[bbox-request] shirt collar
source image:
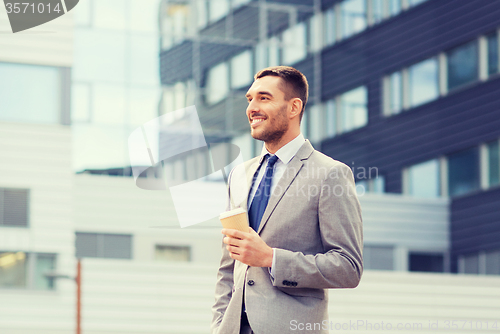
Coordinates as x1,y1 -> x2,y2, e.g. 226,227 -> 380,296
258,133 -> 306,165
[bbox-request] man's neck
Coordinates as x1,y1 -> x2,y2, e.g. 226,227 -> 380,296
264,130 -> 301,154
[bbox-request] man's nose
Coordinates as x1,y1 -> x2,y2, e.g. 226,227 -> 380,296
246,99 -> 259,114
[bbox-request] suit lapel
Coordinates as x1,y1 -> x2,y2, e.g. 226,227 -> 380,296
242,159 -> 260,211
256,140 -> 314,234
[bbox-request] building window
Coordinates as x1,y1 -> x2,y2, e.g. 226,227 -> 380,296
384,71 -> 403,115
409,253 -> 444,273
406,159 -> 440,198
282,22 -> 307,65
408,0 -> 428,7
356,175 -> 385,194
485,250 -> 500,275
369,0 -> 385,25
447,40 -> 479,91
230,50 -> 253,89
448,147 -> 480,197
461,253 -> 479,274
487,140 -> 500,187
323,6 -> 336,46
340,86 -> 368,132
409,57 -> 439,108
341,0 -> 367,39
487,32 -> 499,76
389,0 -> 402,16
155,245 -> 191,262
325,99 -> 337,137
160,2 -> 191,50
308,104 -> 324,144
0,188 -> 29,227
0,252 -> 56,290
0,63 -> 64,125
75,232 -> 132,259
364,245 -> 394,270
206,62 -> 229,105
208,0 -> 229,23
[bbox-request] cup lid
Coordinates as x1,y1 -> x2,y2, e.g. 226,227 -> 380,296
219,207 -> 246,219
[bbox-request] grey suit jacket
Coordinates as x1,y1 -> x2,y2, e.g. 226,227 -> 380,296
212,140 -> 363,334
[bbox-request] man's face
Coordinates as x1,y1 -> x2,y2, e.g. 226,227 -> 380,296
245,76 -> 290,143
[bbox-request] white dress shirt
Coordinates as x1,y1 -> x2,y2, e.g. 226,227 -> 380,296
247,133 -> 306,278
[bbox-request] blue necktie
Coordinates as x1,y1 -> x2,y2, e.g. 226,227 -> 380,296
248,154 -> 279,232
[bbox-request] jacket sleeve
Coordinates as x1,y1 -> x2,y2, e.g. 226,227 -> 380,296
211,170 -> 236,332
272,163 -> 363,289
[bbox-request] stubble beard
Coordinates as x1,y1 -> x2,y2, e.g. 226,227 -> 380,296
250,104 -> 289,146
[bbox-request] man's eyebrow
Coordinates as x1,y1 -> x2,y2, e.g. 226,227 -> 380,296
246,91 -> 273,99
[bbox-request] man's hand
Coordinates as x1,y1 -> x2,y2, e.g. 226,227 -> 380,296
222,228 -> 273,267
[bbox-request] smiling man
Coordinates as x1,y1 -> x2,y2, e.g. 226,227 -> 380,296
211,66 -> 363,334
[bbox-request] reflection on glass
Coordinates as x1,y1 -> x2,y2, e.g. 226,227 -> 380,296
162,2 -> 190,49
389,71 -> 403,114
0,63 -> 60,124
409,0 -> 428,7
372,175 -> 385,193
268,37 -> 280,67
0,252 -> 27,288
448,147 -> 480,197
463,253 -> 479,274
231,50 -> 253,89
308,104 -> 323,143
155,245 -> 191,262
487,33 -> 499,76
325,99 -> 337,137
371,0 -> 384,24
323,7 -> 336,46
485,250 -> 500,275
282,23 -> 307,65
389,0 -> 401,16
341,0 -> 367,39
488,140 -> 500,187
364,246 -> 394,270
72,83 -> 91,123
408,159 -> 440,198
409,58 -> 438,107
447,41 -> 478,91
206,62 -> 229,105
93,84 -> 126,125
341,86 -> 368,132
34,254 -> 55,290
73,30 -> 126,83
93,0 -> 126,30
208,0 -> 229,23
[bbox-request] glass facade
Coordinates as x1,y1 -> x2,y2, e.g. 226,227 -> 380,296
407,159 -> 440,198
341,0 -> 367,39
487,32 -> 499,76
282,22 -> 307,65
485,250 -> 500,275
0,63 -> 62,124
364,246 -> 394,270
448,147 -> 480,197
409,253 -> 444,273
75,232 -> 133,259
447,41 -> 478,91
409,58 -> 439,107
230,50 -> 253,89
324,7 -> 336,46
388,71 -> 403,114
488,140 -> 500,187
340,86 -> 368,132
206,62 -> 229,105
72,0 -> 161,172
0,252 -> 27,288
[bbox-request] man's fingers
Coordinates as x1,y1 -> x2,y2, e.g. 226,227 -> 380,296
221,228 -> 246,239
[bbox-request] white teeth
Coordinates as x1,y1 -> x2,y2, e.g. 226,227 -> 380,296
252,118 -> 264,124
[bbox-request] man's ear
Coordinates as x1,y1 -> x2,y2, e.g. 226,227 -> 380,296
289,98 -> 303,120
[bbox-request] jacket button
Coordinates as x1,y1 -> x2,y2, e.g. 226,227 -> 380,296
282,280 -> 289,285
248,280 -> 255,286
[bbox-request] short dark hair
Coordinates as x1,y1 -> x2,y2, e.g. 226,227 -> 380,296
254,66 -> 309,121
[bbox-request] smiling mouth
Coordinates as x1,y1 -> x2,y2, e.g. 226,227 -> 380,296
251,116 -> 266,126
